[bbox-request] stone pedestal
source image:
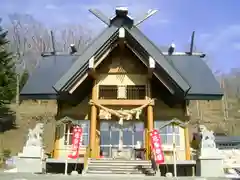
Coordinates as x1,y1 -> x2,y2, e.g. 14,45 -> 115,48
16,146 -> 45,173
196,149 -> 224,177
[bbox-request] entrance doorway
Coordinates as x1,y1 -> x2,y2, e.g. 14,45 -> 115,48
100,121 -> 144,158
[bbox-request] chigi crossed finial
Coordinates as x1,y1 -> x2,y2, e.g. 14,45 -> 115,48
89,7 -> 158,27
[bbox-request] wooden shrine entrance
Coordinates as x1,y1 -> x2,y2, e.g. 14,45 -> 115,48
89,98 -> 154,159
100,121 -> 144,158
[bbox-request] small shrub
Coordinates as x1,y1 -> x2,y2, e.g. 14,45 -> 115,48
2,148 -> 11,161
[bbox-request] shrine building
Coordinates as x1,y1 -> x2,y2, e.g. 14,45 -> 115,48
20,7 -> 223,164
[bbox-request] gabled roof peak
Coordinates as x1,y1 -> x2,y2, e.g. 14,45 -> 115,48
89,7 -> 157,28
115,7 -> 129,17
110,7 -> 134,28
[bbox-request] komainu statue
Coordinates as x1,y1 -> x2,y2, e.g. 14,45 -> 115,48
26,123 -> 44,147
199,125 -> 216,149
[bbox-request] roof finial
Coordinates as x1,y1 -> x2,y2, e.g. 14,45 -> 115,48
134,9 -> 158,27
168,43 -> 175,55
89,9 -> 110,26
115,7 -> 128,17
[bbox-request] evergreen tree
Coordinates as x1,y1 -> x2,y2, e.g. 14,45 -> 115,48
0,19 -> 16,106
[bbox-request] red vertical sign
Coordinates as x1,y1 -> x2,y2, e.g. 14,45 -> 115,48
150,129 -> 165,164
68,126 -> 83,159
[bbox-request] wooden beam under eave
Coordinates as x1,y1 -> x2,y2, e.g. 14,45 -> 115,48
88,68 -> 97,79
147,68 -> 153,79
117,39 -> 125,51
148,56 -> 155,79
88,56 -> 97,79
91,99 -> 155,106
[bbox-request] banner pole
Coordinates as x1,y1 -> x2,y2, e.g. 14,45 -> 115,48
64,123 -> 69,175
172,123 -> 177,177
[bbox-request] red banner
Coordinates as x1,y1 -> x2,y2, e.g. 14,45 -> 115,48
68,126 -> 83,159
150,129 -> 165,164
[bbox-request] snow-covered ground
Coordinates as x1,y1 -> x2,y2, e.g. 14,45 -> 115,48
219,149 -> 240,178
220,149 -> 240,167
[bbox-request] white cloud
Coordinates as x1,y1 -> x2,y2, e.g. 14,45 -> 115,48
197,24 -> 240,73
233,42 -> 240,50
45,4 -> 59,10
157,19 -> 170,24
0,0 -> 170,35
198,33 -> 211,42
200,25 -> 240,52
0,0 -> 169,28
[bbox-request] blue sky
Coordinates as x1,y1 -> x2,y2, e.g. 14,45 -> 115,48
0,0 -> 240,74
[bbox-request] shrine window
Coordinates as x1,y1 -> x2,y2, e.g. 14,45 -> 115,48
64,120 -> 89,146
99,85 -> 118,99
98,85 -> 146,99
126,85 -> 146,99
154,121 -> 181,146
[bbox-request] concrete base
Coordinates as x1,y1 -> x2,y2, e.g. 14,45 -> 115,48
196,156 -> 224,177
18,146 -> 43,157
16,146 -> 45,173
16,157 -> 45,173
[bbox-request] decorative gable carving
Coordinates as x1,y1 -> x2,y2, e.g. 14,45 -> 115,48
96,46 -> 147,74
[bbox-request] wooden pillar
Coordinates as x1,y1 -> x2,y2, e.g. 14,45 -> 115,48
183,100 -> 191,160
145,80 -> 154,160
53,126 -> 60,159
90,81 -> 97,158
147,105 -> 154,159
184,126 -> 191,160
96,118 -> 100,158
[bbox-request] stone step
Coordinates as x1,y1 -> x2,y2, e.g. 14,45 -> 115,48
83,173 -> 146,177
89,158 -> 150,162
88,162 -> 151,167
87,165 -> 152,169
89,159 -> 151,165
88,166 -> 153,171
85,159 -> 154,176
88,167 -> 143,172
86,169 -> 144,174
86,168 -> 154,175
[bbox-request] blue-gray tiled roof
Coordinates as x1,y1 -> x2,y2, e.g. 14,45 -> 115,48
166,55 -> 223,99
20,55 -> 78,99
215,136 -> 240,143
20,54 -> 223,100
54,26 -> 119,92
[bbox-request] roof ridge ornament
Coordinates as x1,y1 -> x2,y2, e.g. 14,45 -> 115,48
89,9 -> 111,26
134,9 -> 158,27
115,6 -> 129,17
89,7 -> 158,27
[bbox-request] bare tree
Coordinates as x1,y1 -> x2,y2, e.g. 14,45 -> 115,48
53,24 -> 92,52
7,13 -> 92,74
